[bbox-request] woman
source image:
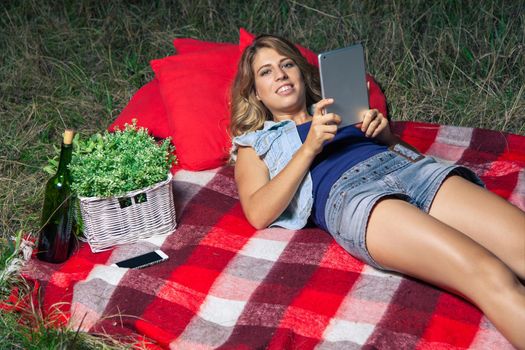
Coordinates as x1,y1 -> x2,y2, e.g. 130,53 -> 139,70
230,34 -> 525,348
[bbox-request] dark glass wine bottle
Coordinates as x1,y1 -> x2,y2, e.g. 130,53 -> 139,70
37,129 -> 76,263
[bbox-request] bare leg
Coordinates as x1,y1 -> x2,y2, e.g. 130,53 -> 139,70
366,199 -> 525,349
428,175 -> 525,279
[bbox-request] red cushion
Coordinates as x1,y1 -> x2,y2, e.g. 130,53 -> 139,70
365,74 -> 388,120
173,37 -> 236,54
150,45 -> 239,170
108,78 -> 170,139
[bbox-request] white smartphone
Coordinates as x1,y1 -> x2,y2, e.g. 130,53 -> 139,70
111,249 -> 169,269
318,43 -> 369,128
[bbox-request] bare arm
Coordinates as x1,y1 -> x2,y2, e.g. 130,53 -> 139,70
235,145 -> 314,229
235,99 -> 340,229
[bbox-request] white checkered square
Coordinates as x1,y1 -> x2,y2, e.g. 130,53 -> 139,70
323,318 -> 375,344
239,237 -> 287,261
173,169 -> 217,186
87,265 -> 128,286
198,294 -> 247,327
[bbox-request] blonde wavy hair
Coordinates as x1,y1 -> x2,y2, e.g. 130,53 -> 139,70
230,34 -> 321,137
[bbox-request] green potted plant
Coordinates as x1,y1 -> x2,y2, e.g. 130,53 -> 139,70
49,122 -> 177,252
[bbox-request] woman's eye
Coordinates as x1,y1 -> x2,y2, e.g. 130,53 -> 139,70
260,69 -> 271,76
283,61 -> 295,68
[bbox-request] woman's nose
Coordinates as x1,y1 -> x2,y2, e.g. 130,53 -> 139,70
275,68 -> 288,81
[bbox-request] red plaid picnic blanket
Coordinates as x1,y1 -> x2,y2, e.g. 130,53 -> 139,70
21,121 -> 523,349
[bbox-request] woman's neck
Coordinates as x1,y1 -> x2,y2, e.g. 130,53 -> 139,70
272,109 -> 312,125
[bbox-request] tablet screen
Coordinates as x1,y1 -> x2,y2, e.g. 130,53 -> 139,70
318,43 -> 369,127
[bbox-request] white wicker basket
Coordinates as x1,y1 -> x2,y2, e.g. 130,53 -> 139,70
78,172 -> 176,252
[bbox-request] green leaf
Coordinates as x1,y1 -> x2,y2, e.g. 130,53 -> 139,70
69,121 -> 176,198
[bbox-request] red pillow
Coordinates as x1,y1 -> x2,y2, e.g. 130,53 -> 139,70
108,78 -> 171,139
108,39 -> 235,140
365,74 -> 388,120
239,28 -> 388,118
173,37 -> 236,54
151,45 -> 239,170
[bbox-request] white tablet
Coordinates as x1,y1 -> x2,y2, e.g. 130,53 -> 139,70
318,43 -> 369,127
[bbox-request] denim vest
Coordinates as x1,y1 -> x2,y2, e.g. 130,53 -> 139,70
231,120 -> 313,229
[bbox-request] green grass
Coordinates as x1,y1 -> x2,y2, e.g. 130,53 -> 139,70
0,0 -> 524,347
0,304 -> 133,349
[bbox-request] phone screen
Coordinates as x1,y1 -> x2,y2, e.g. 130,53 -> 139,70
114,250 -> 167,269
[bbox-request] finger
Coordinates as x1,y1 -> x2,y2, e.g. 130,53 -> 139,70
320,127 -> 338,143
321,124 -> 338,134
371,117 -> 388,138
312,123 -> 338,137
324,133 -> 337,143
313,112 -> 334,126
361,109 -> 378,132
365,118 -> 382,137
313,98 -> 334,117
363,112 -> 383,137
367,81 -> 370,90
366,114 -> 386,138
320,113 -> 341,125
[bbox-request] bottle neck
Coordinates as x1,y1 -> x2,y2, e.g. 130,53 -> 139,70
57,143 -> 73,174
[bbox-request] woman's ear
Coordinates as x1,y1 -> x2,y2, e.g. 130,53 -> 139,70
255,91 -> 261,101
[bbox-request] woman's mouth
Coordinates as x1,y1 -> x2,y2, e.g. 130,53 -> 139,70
276,84 -> 294,95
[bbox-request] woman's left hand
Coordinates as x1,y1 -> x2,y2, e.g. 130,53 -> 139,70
357,109 -> 392,139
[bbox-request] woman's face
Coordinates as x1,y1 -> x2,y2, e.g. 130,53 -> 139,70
252,47 -> 306,119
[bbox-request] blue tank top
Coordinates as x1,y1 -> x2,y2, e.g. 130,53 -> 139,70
296,122 -> 388,230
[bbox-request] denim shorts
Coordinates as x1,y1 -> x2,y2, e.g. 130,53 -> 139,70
324,147 -> 484,270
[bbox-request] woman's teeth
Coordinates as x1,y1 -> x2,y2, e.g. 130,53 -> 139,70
277,85 -> 292,94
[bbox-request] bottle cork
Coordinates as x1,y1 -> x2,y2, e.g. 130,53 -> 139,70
63,129 -> 75,145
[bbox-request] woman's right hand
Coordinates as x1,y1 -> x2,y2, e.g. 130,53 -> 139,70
302,98 -> 341,156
